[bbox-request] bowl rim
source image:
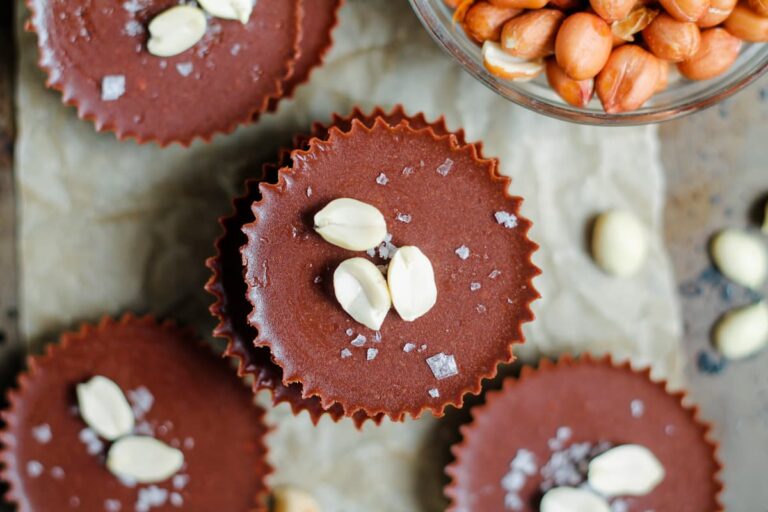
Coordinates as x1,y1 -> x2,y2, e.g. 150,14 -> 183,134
408,0 -> 768,126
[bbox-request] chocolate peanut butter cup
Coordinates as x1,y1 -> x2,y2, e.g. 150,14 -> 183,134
239,108 -> 540,420
0,314 -> 271,511
206,106 -> 470,426
446,356 -> 723,512
26,0 -> 301,145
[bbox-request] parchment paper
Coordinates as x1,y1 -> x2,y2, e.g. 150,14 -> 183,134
15,1 -> 683,510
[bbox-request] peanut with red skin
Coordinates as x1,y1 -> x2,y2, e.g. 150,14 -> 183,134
501,9 -> 566,58
724,1 -> 768,41
596,44 -> 661,113
678,27 -> 742,79
656,59 -> 671,91
659,0 -> 711,22
464,2 -> 522,42
748,0 -> 768,15
591,0 -> 638,22
489,0 -> 550,8
643,13 -> 702,61
698,0 -> 738,26
555,12 -> 614,79
546,57 -> 596,106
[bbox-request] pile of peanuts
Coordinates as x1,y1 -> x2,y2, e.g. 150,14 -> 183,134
445,0 -> 768,113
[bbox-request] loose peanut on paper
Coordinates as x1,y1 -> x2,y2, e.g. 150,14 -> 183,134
588,444 -> 666,496
147,5 -> 207,58
591,210 -> 649,277
334,258 -> 392,331
714,301 -> 768,360
107,435 -> 184,484
710,228 -> 768,289
76,376 -> 135,441
540,487 -> 611,512
314,198 -> 387,251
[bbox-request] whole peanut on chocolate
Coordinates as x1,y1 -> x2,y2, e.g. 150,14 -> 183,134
643,13 -> 702,61
501,9 -> 566,58
678,27 -> 742,79
464,2 -> 522,42
555,12 -> 614,79
596,44 -> 661,112
724,1 -> 768,41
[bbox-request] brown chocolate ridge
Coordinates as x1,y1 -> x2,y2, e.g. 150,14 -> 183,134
24,0 -> 301,146
445,355 -> 724,512
205,105 -> 468,427
0,313 -> 272,511
241,112 -> 540,421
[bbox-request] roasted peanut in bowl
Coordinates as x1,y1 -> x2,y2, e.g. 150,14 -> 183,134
409,0 -> 768,123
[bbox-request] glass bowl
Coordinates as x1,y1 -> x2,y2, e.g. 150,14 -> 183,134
409,0 -> 768,125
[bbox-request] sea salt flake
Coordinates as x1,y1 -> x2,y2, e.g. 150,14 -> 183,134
376,173 -> 389,185
511,449 -> 538,475
183,437 -> 195,450
396,213 -> 412,223
123,20 -> 143,36
664,425 -> 675,436
612,499 -> 630,512
51,466 -> 65,479
437,158 -> 454,176
428,388 -> 440,398
170,493 -> 183,507
631,399 -> 645,418
340,348 -> 352,359
345,328 -> 354,336
135,486 -> 168,512
306,186 -> 312,197
230,43 -> 242,56
101,75 -> 125,101
104,499 -> 121,512
176,62 -> 194,77
314,276 -> 322,284
351,335 -> 367,347
419,344 -> 427,352
32,423 -> 52,444
489,269 -> 501,279
426,353 -> 458,380
455,245 -> 470,260
476,304 -> 487,313
79,427 -> 104,455
402,166 -> 414,176
26,460 -> 43,478
403,343 -> 417,353
373,331 -> 382,342
366,348 -> 378,361
470,282 -> 481,291
172,474 -> 190,490
128,386 -> 155,419
504,494 -> 524,510
495,211 -> 518,229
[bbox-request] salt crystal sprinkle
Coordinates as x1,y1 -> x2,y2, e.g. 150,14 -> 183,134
101,75 -> 125,101
170,493 -> 184,507
340,348 -> 352,359
376,173 -> 389,185
32,423 -> 52,444
135,486 -> 168,512
476,304 -> 487,313
426,353 -> 459,380
367,348 -> 378,361
351,335 -> 367,347
455,245 -> 470,260
470,282 -> 481,291
489,269 -> 501,279
26,460 -> 43,478
396,213 -> 412,223
631,399 -> 645,418
306,186 -> 312,197
428,388 -> 440,398
79,427 -> 104,455
501,449 -> 538,511
104,499 -> 121,512
128,386 -> 155,419
402,166 -> 414,176
51,466 -> 65,480
345,328 -> 354,336
172,474 -> 190,490
175,62 -> 194,77
495,211 -> 518,229
437,158 -> 454,176
403,343 -> 417,353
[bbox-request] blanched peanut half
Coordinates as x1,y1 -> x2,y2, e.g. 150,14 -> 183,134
588,445 -> 665,496
464,2 -> 522,42
107,436 -> 184,484
147,5 -> 207,57
698,0 -> 738,27
714,301 -> 768,360
272,487 -> 322,512
334,258 -> 392,331
710,228 -> 767,288
660,0 -> 711,21
483,41 -> 546,80
314,198 -> 387,251
725,1 -> 768,41
612,5 -> 660,42
678,28 -> 742,80
555,13 -> 614,79
388,246 -> 438,322
540,487 -> 611,512
501,10 -> 566,59
198,0 -> 252,24
748,0 -> 768,16
596,45 -> 661,114
643,14 -> 702,61
490,0 -> 550,9
656,59 -> 671,91
590,0 -> 638,23
546,57 -> 595,106
77,375 -> 135,441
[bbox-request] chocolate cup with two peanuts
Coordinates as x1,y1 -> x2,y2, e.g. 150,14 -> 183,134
206,105 -> 541,425
25,0 -> 343,145
450,0 -> 767,113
